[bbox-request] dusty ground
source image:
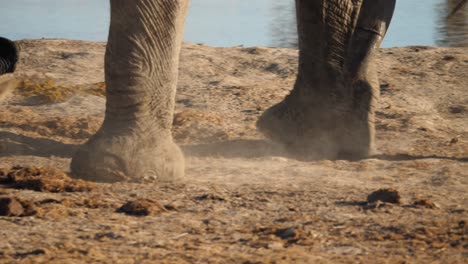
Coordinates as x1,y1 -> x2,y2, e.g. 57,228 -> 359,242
0,39 -> 467,263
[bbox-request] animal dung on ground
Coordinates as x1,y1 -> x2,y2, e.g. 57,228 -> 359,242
0,166 -> 95,193
367,188 -> 401,204
0,196 -> 24,216
116,198 -> 168,216
0,196 -> 37,217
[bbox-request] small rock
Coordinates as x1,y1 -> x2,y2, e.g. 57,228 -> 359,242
367,188 -> 401,204
274,228 -> 297,240
194,193 -> 226,201
448,105 -> 465,114
0,197 -> 24,216
116,198 -> 168,216
449,137 -> 459,145
458,220 -> 466,228
442,55 -> 456,61
243,47 -> 261,55
254,226 -> 302,244
14,249 -> 47,258
450,208 -> 465,214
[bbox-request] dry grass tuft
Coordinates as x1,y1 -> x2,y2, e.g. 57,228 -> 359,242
14,78 -> 106,104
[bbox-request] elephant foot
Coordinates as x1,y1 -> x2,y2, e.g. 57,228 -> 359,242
71,132 -> 184,183
257,92 -> 374,160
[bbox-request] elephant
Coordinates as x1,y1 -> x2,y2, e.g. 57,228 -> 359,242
0,0 -> 464,183
0,37 -> 18,75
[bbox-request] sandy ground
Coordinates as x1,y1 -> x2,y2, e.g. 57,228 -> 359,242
0,39 -> 467,263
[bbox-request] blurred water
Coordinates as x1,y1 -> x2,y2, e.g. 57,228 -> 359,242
0,0 -> 466,48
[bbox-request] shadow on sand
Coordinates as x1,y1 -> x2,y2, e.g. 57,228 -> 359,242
182,139 -> 288,159
1,133 -> 465,163
0,131 -> 78,158
183,139 -> 467,162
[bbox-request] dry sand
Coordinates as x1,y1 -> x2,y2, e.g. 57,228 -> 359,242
0,39 -> 467,263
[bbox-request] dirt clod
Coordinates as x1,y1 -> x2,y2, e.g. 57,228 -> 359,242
449,137 -> 460,145
0,197 -> 24,216
194,193 -> 226,201
0,166 -> 95,193
0,196 -> 38,217
274,228 -> 297,240
448,105 -> 465,114
254,226 -> 302,244
413,198 -> 438,209
14,249 -> 47,259
367,188 -> 401,204
116,198 -> 168,216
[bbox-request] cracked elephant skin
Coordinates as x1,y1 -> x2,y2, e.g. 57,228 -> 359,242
71,0 -> 397,182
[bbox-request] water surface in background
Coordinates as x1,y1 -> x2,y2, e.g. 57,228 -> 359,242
0,0 -> 467,48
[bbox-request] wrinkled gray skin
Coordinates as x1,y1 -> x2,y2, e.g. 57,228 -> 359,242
71,1 -> 189,182
257,0 -> 395,160
70,0 -> 397,182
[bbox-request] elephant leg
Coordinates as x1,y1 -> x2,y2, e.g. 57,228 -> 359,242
71,0 -> 190,182
0,37 -> 19,75
0,37 -> 19,100
340,0 -> 396,158
257,0 -> 395,160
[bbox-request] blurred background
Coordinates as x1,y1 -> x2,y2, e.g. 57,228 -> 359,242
0,0 -> 466,48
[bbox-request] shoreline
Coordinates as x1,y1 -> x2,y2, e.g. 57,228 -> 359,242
13,37 -> 468,49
